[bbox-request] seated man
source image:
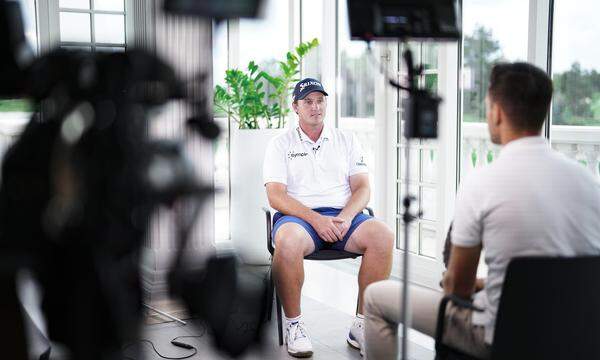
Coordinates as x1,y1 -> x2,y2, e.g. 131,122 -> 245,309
362,62 -> 600,359
263,78 -> 394,358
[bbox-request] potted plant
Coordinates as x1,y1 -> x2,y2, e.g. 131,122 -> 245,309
214,39 -> 319,264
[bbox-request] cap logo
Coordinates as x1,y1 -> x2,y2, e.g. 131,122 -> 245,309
299,80 -> 321,93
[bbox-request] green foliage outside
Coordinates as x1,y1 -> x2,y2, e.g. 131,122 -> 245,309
214,38 -> 319,129
425,73 -> 438,94
0,99 -> 33,113
552,63 -> 600,126
463,26 -> 504,124
463,25 -> 600,127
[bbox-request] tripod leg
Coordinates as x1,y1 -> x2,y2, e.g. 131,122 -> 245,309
143,303 -> 186,325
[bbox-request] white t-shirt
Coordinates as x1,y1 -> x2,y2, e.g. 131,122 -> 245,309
451,136 -> 600,344
263,125 -> 368,209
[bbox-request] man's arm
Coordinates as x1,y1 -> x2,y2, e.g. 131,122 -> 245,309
265,182 -> 344,242
336,173 -> 370,237
442,244 -> 482,300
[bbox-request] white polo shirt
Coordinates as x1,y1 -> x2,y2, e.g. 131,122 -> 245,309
263,125 -> 368,209
451,136 -> 600,344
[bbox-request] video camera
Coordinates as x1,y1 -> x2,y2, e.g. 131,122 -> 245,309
347,0 -> 460,139
1,0 -> 267,359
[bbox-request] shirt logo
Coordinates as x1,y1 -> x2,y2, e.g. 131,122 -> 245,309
356,156 -> 367,166
288,151 -> 309,159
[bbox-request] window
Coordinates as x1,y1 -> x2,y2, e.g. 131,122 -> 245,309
338,0 -> 376,206
57,0 -> 126,52
237,0 -> 290,129
239,0 -> 289,74
550,0 -> 600,179
301,0 -> 323,79
460,0 -> 529,179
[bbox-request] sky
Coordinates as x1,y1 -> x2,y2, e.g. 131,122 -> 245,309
464,0 -> 600,73
552,0 -> 600,72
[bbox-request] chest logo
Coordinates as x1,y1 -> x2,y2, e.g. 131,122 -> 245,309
356,156 -> 367,166
288,151 -> 309,159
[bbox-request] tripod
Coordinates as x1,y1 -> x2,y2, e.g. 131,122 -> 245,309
389,45 -> 437,360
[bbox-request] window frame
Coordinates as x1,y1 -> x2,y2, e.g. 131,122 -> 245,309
41,0 -> 130,52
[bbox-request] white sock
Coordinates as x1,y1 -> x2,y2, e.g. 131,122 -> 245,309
285,314 -> 302,327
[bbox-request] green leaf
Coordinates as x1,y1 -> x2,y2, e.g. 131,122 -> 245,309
248,61 -> 258,74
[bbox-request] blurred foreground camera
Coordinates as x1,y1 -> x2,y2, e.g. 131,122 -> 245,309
1,0 -> 268,359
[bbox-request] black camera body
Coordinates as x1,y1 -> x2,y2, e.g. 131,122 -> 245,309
404,89 -> 440,139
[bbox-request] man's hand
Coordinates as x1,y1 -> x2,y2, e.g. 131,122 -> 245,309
334,216 -> 352,239
310,214 -> 345,242
474,278 -> 485,292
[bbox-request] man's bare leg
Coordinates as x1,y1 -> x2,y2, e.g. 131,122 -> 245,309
272,223 -> 315,317
344,219 -> 394,314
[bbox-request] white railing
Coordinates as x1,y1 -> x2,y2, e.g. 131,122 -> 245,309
461,122 -> 600,178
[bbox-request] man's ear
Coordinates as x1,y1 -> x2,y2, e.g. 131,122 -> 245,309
292,101 -> 298,114
491,101 -> 503,127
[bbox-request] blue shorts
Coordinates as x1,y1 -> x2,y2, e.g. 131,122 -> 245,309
271,207 -> 373,255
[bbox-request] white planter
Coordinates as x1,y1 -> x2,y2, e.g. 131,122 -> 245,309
230,127 -> 286,264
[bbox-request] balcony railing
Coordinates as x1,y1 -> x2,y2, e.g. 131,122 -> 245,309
461,122 -> 600,178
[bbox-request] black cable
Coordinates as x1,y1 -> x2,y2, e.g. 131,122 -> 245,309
122,324 -> 207,360
127,339 -> 197,359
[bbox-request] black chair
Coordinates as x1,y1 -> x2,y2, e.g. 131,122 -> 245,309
435,256 -> 600,360
262,207 -> 374,346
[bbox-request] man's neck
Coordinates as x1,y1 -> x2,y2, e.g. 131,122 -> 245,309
299,122 -> 324,142
500,129 -> 541,145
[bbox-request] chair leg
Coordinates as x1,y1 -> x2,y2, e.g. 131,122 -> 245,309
276,293 -> 284,346
266,266 -> 274,321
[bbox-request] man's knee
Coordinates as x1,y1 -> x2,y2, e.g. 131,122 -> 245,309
363,283 -> 377,313
364,280 -> 394,315
363,221 -> 394,253
274,223 -> 312,258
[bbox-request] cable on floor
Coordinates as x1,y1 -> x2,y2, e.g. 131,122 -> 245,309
122,323 -> 207,360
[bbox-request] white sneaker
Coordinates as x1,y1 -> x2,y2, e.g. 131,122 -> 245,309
285,321 -> 313,358
347,318 -> 364,355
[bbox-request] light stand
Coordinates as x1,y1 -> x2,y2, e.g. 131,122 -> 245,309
389,45 -> 435,360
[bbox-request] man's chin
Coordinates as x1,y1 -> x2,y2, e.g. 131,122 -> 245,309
488,132 -> 500,145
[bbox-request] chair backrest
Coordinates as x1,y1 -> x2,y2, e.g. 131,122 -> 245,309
491,256 -> 600,360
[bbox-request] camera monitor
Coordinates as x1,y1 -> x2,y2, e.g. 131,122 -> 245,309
347,0 -> 460,41
163,0 -> 263,19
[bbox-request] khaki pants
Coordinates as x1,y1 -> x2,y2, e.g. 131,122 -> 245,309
363,280 -> 491,360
